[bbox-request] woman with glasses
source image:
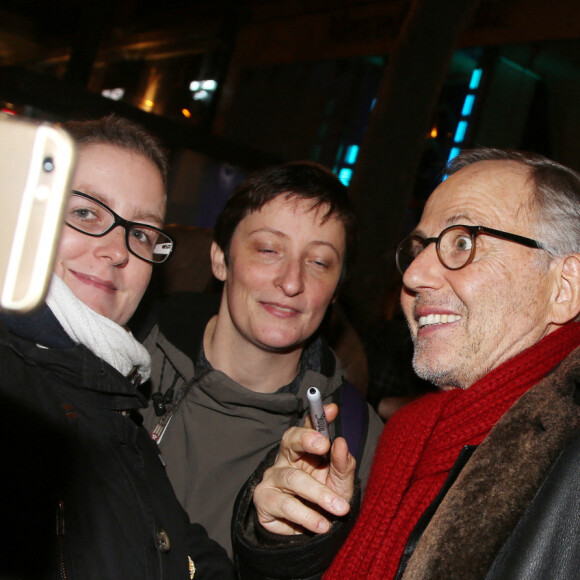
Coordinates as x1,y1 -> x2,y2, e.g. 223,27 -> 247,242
0,115 -> 233,579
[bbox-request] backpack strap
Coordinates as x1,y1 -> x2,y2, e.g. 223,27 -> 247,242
332,381 -> 369,473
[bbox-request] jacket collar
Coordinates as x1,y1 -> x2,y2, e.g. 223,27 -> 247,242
403,345 -> 580,578
0,305 -> 74,349
0,314 -> 147,411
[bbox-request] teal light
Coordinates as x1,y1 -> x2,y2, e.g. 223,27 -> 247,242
461,94 -> 475,117
448,147 -> 461,162
454,121 -> 468,143
338,168 -> 353,186
333,144 -> 345,174
499,57 -> 541,80
345,145 -> 359,165
469,68 -> 482,90
446,65 -> 481,166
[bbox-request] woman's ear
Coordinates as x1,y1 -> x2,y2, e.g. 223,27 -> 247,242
551,254 -> 580,324
210,241 -> 227,282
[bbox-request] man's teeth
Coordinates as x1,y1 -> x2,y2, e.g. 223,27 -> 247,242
418,314 -> 462,328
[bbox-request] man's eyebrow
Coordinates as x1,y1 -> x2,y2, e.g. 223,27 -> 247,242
443,213 -> 477,226
411,213 -> 478,237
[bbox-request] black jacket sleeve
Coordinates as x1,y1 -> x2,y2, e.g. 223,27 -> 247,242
486,432 -> 580,579
232,447 -> 361,580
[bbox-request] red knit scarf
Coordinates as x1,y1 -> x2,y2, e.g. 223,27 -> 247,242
325,322 -> 580,580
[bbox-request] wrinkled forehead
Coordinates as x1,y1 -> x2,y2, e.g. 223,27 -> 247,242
419,160 -> 535,234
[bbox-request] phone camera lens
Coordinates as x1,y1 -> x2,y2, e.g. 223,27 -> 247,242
43,157 -> 55,172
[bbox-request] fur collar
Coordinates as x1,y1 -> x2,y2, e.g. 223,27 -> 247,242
403,345 -> 580,579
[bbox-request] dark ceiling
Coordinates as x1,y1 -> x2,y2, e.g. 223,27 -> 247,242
0,0 -> 396,62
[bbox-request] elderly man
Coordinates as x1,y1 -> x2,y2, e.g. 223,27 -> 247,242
236,148 -> 580,579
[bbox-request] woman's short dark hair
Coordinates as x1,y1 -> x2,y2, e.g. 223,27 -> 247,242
213,161 -> 357,284
61,114 -> 169,186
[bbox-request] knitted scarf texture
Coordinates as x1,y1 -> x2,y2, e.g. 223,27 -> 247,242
324,322 -> 580,580
46,273 -> 151,381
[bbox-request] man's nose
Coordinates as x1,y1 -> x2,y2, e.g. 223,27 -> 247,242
402,243 -> 444,291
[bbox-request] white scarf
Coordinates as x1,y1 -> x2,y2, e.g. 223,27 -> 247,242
45,274 -> 151,383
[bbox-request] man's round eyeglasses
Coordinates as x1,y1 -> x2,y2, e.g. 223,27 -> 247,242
65,191 -> 175,264
396,224 -> 545,275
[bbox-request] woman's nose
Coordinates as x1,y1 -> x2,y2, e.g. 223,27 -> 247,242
95,226 -> 130,266
275,259 -> 305,296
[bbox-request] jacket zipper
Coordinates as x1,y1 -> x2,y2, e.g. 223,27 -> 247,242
56,499 -> 68,580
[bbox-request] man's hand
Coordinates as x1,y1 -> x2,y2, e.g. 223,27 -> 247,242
253,403 -> 356,535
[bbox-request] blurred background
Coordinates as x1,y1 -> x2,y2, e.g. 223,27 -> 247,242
1,0 -> 579,404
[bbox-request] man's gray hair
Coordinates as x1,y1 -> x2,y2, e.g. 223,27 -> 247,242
445,148 -> 580,256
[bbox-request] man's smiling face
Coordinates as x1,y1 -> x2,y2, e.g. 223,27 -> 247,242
400,160 -> 557,389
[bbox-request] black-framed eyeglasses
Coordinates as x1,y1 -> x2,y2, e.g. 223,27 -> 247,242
396,224 -> 546,275
65,191 -> 175,264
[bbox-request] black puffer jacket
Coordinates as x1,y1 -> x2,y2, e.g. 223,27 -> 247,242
0,309 -> 234,580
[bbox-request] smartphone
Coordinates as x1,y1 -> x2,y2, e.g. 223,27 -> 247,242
0,115 -> 76,312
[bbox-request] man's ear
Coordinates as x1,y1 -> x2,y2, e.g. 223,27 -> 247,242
210,241 -> 227,282
551,254 -> 580,324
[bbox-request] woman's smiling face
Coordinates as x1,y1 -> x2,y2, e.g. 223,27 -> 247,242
211,194 -> 346,354
54,143 -> 166,326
